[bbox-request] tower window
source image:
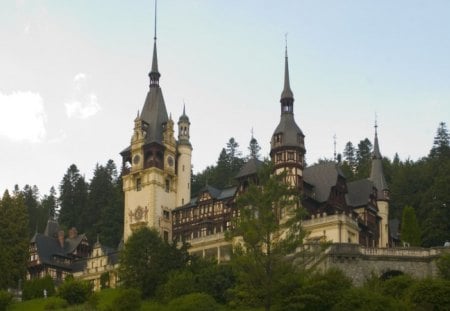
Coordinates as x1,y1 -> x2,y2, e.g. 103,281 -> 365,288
276,153 -> 282,162
136,178 -> 142,191
288,152 -> 294,161
163,210 -> 170,220
163,230 -> 169,242
165,179 -> 170,192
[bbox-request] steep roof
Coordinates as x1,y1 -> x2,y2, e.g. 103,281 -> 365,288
346,179 -> 374,207
369,127 -> 389,200
139,87 -> 168,144
303,162 -> 345,203
235,158 -> 263,179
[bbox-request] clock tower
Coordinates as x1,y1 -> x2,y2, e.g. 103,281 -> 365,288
120,16 -> 190,242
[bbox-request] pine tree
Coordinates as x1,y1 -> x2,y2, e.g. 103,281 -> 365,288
59,164 -> 88,231
248,136 -> 261,160
429,122 -> 450,158
0,190 -> 29,289
401,205 -> 421,246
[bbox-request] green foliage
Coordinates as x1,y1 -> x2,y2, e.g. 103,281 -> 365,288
429,121 -> 450,158
166,293 -> 221,311
0,290 -> 13,311
157,270 -> 196,302
118,227 -> 189,298
437,253 -> 450,280
23,276 -> 55,300
407,278 -> 450,310
380,274 -> 415,299
332,287 -> 406,311
0,190 -> 29,290
400,206 -> 421,246
100,272 -> 110,290
58,164 -> 89,231
105,288 -> 141,311
57,278 -> 93,305
43,296 -> 68,310
227,162 -> 308,310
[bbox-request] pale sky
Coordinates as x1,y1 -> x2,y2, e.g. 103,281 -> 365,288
1,0 -> 449,197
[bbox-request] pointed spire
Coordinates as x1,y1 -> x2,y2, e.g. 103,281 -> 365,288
182,103 -> 186,116
281,35 -> 294,101
373,119 -> 382,159
369,119 -> 389,200
149,0 -> 160,87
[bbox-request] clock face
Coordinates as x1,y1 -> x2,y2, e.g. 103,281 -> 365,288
167,156 -> 174,167
133,154 -> 141,165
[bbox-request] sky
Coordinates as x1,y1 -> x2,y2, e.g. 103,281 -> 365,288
0,0 -> 449,197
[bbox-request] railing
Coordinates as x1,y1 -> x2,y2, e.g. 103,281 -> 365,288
327,243 -> 443,258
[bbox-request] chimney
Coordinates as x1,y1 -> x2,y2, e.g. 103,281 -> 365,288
58,230 -> 65,248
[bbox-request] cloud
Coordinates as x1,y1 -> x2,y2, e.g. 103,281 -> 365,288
65,73 -> 101,119
0,91 -> 47,143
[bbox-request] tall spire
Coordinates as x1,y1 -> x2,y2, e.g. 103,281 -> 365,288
369,119 -> 389,200
149,0 -> 160,87
280,35 -> 294,114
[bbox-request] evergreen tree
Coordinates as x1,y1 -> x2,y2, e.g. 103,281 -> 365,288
355,138 -> 372,178
247,136 -> 261,160
342,141 -> 356,179
227,162 -> 308,311
226,137 -> 244,175
429,122 -> 450,158
0,190 -> 29,289
58,164 -> 88,231
400,206 -> 421,246
21,185 -> 40,236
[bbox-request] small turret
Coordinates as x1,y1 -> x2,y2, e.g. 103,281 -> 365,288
178,104 -> 191,145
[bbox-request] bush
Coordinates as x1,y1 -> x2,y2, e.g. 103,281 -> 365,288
437,253 -> 450,280
57,278 -> 93,305
0,290 -> 13,311
333,287 -> 407,311
380,274 -> 415,299
43,296 -> 68,310
167,293 -> 220,311
407,278 -> 450,310
156,270 -> 197,302
108,288 -> 141,311
23,275 -> 56,300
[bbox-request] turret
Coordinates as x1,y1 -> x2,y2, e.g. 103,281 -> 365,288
270,45 -> 305,190
176,105 -> 192,207
369,122 -> 390,247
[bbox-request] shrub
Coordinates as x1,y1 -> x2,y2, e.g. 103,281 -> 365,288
108,288 -> 141,311
380,274 -> 415,299
407,278 -> 450,310
23,275 -> 56,300
437,253 -> 450,280
0,290 -> 13,311
57,278 -> 93,305
43,296 -> 69,310
167,293 -> 220,311
156,270 -> 197,302
333,287 -> 407,311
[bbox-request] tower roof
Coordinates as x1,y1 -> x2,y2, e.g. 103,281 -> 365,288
271,45 -> 304,152
369,124 -> 389,200
280,46 -> 294,100
178,104 -> 190,123
138,0 -> 168,145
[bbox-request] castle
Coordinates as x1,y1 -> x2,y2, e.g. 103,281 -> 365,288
26,17 -> 393,288
119,29 -> 392,262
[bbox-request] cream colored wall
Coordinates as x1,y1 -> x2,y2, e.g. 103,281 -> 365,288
303,214 -> 359,244
176,144 -> 192,207
377,201 -> 389,247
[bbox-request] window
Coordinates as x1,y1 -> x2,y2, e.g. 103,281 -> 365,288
163,210 -> 170,220
182,165 -> 185,172
165,179 -> 170,192
276,153 -> 282,162
136,178 -> 142,191
288,152 -> 294,161
163,230 -> 169,242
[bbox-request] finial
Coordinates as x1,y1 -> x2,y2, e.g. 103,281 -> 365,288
285,32 -> 288,57
251,127 -> 254,139
182,100 -> 186,115
96,234 -> 100,244
374,112 -> 378,134
154,0 -> 157,41
333,134 -> 337,162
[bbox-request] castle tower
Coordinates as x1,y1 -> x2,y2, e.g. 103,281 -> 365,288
369,123 -> 390,247
270,45 -> 305,190
176,105 -> 192,207
120,6 -> 178,242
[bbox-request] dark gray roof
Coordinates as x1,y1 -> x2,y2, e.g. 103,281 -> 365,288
140,87 -> 168,145
369,130 -> 389,199
178,105 -> 190,123
235,158 -> 263,179
271,114 -> 304,149
303,162 -> 345,203
44,219 -> 59,238
174,186 -> 237,211
346,179 -> 373,207
281,50 -> 293,100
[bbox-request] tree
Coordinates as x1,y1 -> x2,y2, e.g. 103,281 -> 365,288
343,142 -> 356,174
248,136 -> 262,160
0,190 -> 29,290
437,253 -> 450,280
227,162 -> 308,311
355,138 -> 372,179
400,206 -> 421,246
58,164 -> 88,231
57,277 -> 93,305
118,227 -> 189,298
429,122 -> 450,158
